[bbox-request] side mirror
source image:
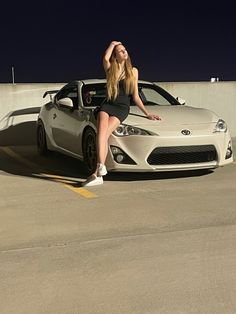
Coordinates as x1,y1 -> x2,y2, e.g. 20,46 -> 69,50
176,97 -> 186,105
57,97 -> 74,108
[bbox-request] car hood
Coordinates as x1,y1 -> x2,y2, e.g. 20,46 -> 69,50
126,105 -> 218,129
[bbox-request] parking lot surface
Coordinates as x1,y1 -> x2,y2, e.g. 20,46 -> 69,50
0,140 -> 236,313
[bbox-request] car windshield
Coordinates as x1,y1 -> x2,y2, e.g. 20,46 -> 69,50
135,84 -> 180,106
82,83 -> 180,107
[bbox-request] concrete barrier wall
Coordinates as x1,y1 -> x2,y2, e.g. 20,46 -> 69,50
0,83 -> 65,119
0,81 -> 236,136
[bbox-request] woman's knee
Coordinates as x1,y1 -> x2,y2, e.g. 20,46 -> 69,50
106,117 -> 120,137
98,111 -> 109,123
97,117 -> 108,132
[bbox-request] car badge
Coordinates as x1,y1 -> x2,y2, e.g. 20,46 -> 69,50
181,129 -> 191,135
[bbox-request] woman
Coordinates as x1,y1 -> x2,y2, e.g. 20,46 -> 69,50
82,41 -> 161,187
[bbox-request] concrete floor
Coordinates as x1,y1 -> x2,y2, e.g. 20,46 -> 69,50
0,142 -> 236,314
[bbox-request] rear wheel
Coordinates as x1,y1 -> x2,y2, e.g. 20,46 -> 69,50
82,128 -> 97,174
37,121 -> 50,155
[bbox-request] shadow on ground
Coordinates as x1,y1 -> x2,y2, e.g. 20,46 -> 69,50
106,169 -> 213,182
0,121 -> 37,145
0,147 -> 88,186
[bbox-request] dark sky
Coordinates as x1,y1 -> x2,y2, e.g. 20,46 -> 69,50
1,0 -> 235,83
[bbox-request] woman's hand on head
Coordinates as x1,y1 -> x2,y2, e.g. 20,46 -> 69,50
146,114 -> 162,121
111,41 -> 122,46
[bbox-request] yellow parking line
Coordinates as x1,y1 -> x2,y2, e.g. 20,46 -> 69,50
40,173 -> 97,198
64,184 -> 97,199
1,147 -> 97,199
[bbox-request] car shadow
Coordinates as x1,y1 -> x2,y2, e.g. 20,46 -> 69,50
0,147 -> 88,185
0,121 -> 37,145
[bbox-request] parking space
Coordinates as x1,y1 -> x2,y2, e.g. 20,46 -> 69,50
1,142 -> 236,313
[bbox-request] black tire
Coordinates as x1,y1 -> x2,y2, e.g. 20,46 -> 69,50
82,128 -> 97,174
37,121 -> 50,155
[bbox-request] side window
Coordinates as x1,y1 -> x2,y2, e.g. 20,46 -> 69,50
82,84 -> 107,107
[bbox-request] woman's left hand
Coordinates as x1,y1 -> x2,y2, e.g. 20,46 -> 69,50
146,114 -> 161,120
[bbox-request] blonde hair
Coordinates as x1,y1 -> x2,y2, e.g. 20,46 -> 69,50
106,49 -> 136,101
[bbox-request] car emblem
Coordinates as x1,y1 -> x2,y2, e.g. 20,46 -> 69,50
181,129 -> 191,135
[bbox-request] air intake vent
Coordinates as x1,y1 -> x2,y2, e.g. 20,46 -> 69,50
147,145 -> 217,165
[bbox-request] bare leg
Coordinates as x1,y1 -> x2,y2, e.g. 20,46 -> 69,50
96,112 -> 120,175
82,113 -> 120,186
96,111 -> 109,166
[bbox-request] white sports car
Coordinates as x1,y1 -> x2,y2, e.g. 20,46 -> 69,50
37,79 -> 233,174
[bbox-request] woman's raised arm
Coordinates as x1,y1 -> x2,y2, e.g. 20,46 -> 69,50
103,41 -> 122,71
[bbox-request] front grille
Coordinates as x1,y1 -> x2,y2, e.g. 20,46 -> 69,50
147,145 -> 217,165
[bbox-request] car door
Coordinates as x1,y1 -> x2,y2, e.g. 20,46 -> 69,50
51,83 -> 84,155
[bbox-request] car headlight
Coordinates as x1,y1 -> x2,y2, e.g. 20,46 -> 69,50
214,119 -> 227,133
113,124 -> 151,136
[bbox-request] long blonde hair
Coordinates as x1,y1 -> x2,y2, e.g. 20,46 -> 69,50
106,50 -> 136,101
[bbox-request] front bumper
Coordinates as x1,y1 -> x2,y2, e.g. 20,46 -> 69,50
106,132 -> 233,172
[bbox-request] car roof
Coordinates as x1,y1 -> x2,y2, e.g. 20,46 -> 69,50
71,79 -> 155,85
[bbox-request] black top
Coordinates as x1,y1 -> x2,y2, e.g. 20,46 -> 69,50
109,79 -> 130,107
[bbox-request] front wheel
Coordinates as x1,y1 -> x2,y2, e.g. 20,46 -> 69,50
37,121 -> 50,155
82,128 -> 97,174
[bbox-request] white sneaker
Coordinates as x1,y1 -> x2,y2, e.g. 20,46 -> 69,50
97,163 -> 107,176
82,174 -> 103,187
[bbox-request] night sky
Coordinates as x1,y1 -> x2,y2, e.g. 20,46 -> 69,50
1,0 -> 235,83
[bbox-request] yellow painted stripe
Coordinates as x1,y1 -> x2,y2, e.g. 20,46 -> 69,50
40,173 -> 70,179
35,173 -> 97,198
64,184 -> 97,199
52,178 -> 77,184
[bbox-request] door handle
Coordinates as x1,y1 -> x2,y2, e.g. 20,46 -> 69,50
53,113 -> 57,119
